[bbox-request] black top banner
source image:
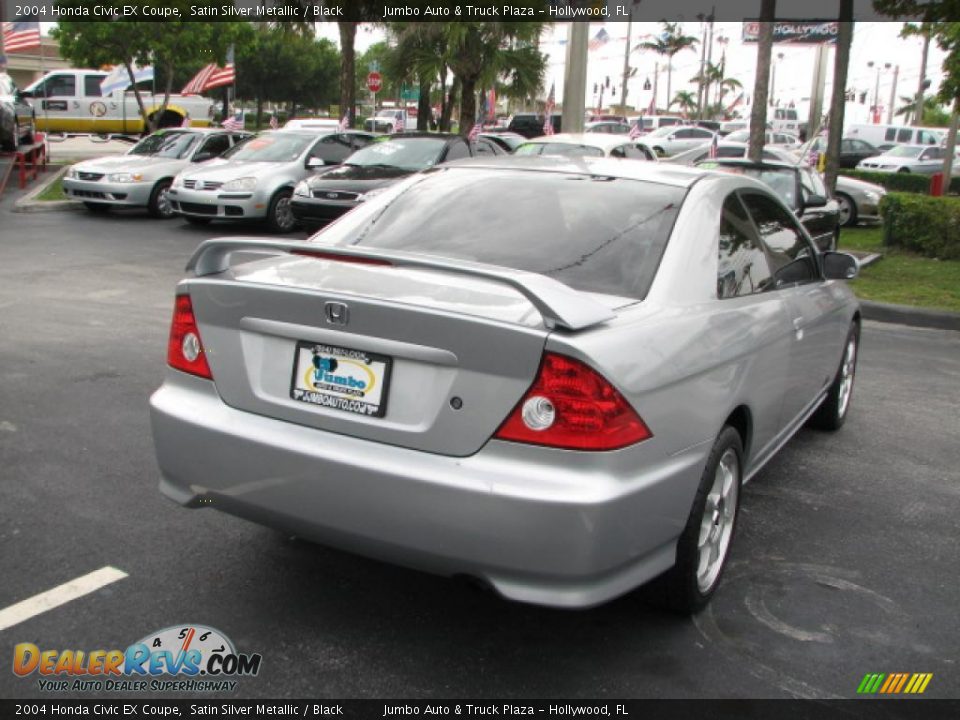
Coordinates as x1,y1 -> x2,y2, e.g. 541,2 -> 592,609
0,0 -> 931,24
3,699 -> 960,719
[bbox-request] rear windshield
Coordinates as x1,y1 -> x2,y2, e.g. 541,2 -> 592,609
315,167 -> 685,300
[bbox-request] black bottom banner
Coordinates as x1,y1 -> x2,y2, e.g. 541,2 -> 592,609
2,700 -> 960,720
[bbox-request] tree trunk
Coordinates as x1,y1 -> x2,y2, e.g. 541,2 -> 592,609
123,60 -> 151,133
438,66 -> 449,128
222,87 -> 230,121
942,98 -> 958,182
256,97 -> 263,130
825,1 -> 854,195
459,76 -> 477,137
666,57 -> 673,113
417,76 -> 431,131
914,27 -> 930,127
748,1 -> 776,163
441,77 -> 459,132
338,22 -> 357,125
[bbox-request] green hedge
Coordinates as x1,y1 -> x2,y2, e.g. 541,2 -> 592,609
840,169 -> 960,195
880,192 -> 960,259
841,169 -> 932,193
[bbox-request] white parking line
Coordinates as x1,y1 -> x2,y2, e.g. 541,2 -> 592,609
0,566 -> 128,633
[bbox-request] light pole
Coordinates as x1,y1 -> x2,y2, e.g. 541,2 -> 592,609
715,35 -> 729,112
770,52 -> 784,107
868,61 -> 891,124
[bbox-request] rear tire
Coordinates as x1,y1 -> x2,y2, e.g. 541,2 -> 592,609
83,202 -> 110,214
809,323 -> 859,431
650,426 -> 743,615
266,188 -> 297,233
147,179 -> 174,219
184,216 -> 211,226
897,167 -> 910,173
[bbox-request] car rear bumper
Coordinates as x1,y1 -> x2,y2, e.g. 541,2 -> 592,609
63,177 -> 153,206
149,372 -> 706,608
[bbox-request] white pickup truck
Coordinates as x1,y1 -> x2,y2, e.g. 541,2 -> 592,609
23,69 -> 215,136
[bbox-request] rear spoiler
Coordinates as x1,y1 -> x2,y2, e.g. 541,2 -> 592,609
185,237 -> 615,332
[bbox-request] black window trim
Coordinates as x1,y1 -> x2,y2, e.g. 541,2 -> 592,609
715,192 -> 775,300
735,188 -> 824,288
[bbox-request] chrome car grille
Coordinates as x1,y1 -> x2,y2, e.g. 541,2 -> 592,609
77,172 -> 104,181
183,180 -> 223,191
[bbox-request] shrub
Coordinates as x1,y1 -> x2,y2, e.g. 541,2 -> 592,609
880,192 -> 960,259
841,169 -> 932,194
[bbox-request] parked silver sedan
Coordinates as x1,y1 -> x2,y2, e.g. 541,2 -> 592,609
168,130 -> 377,231
857,144 -> 954,175
150,157 -> 861,613
63,128 -> 249,218
514,132 -> 657,161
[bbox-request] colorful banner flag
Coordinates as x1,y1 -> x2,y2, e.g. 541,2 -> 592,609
100,63 -> 154,95
543,83 -> 556,136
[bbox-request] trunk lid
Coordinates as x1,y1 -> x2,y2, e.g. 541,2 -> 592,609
182,241 -> 615,457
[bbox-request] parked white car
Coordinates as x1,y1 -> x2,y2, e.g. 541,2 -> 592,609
514,133 -> 658,161
857,144 -> 956,175
644,125 -> 716,157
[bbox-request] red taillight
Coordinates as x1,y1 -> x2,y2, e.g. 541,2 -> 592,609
167,294 -> 213,380
494,353 -> 652,451
291,250 -> 393,266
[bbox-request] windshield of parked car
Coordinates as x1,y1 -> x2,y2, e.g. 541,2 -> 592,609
514,142 -> 605,158
885,146 -> 924,158
345,138 -> 447,171
704,163 -> 800,209
315,167 -> 685,300
221,133 -> 313,162
724,130 -> 752,143
128,131 -> 200,159
646,126 -> 679,138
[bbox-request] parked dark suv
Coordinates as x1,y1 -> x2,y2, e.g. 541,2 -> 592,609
507,113 -> 562,139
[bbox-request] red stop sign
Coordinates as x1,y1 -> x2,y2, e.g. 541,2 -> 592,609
367,72 -> 382,93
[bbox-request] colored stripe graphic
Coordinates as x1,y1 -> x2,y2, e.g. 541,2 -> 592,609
857,673 -> 932,694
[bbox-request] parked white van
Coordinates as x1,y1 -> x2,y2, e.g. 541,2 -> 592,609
629,115 -> 685,135
846,123 -> 944,148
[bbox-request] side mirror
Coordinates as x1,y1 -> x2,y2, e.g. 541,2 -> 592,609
803,193 -> 828,210
822,251 -> 859,280
192,152 -> 213,163
306,156 -> 325,169
18,89 -> 33,99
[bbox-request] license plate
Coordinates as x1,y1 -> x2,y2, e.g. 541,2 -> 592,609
290,341 -> 391,417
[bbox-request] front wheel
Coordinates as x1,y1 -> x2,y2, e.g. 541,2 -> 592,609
266,189 -> 297,233
836,193 -> 858,228
652,426 -> 743,614
147,180 -> 174,219
809,323 -> 859,431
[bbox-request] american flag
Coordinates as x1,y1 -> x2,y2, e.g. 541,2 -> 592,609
708,133 -> 719,159
543,83 -> 556,136
468,123 -> 481,142
269,114 -> 279,130
222,111 -> 244,132
182,64 -> 217,95
629,118 -> 643,140
338,115 -> 350,131
3,21 -> 41,53
588,28 -> 610,52
204,47 -> 235,91
646,96 -> 657,116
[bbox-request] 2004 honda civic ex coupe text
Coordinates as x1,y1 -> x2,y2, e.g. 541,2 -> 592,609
150,157 -> 862,613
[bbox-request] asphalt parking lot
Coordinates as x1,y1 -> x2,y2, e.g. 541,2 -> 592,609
1,190 -> 958,700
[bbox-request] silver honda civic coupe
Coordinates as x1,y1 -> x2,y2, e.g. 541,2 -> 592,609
150,157 -> 861,613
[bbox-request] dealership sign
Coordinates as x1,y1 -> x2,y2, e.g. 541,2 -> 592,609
742,21 -> 839,44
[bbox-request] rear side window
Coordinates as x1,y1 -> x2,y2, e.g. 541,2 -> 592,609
444,140 -> 470,161
740,193 -> 819,287
317,168 -> 686,300
884,128 -> 897,142
84,76 -> 105,97
718,194 -> 773,298
897,128 -> 913,143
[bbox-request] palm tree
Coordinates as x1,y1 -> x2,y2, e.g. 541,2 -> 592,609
748,0 -> 776,162
639,22 -> 698,113
671,90 -> 697,117
895,95 -> 944,123
433,23 -> 548,137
